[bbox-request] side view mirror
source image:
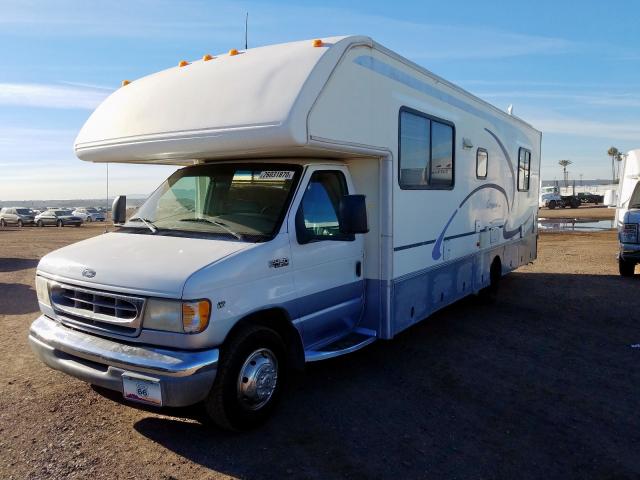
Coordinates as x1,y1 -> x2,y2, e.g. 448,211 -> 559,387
339,195 -> 369,234
112,195 -> 127,225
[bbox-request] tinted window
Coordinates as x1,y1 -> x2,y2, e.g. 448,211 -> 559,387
430,122 -> 454,186
399,111 -> 430,188
399,109 -> 454,189
16,209 -> 30,214
518,148 -> 531,191
476,148 -> 488,179
298,171 -> 351,242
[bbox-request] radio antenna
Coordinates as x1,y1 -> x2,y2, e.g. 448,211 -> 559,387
244,12 -> 248,50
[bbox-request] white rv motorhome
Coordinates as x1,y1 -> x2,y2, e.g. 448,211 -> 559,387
29,36 -> 541,430
615,149 -> 640,276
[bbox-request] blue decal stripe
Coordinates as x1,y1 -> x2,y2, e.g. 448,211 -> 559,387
394,230 -> 477,252
432,209 -> 458,260
394,239 -> 436,252
484,128 -> 515,209
458,183 -> 510,212
445,230 -> 477,241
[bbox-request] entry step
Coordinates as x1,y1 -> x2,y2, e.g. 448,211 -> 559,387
305,328 -> 377,362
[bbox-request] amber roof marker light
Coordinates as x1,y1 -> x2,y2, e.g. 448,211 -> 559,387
312,39 -> 324,47
202,54 -> 214,61
229,48 -> 239,56
178,60 -> 190,67
121,80 -> 131,87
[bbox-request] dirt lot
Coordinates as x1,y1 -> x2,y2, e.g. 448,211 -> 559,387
1,223 -> 638,479
539,205 -> 615,219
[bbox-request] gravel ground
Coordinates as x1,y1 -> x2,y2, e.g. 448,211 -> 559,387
0,223 -> 638,480
539,205 -> 614,219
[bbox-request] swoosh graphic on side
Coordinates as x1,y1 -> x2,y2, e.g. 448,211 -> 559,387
458,183 -> 510,212
432,183 -> 510,260
432,209 -> 458,260
484,128 -> 515,210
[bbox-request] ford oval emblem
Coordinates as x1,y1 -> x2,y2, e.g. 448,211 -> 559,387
82,268 -> 96,278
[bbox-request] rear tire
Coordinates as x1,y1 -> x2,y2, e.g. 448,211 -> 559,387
548,200 -> 557,210
17,219 -> 23,227
204,325 -> 286,431
478,258 -> 501,304
37,220 -> 44,227
57,220 -> 63,227
0,219 -> 5,227
619,257 -> 635,277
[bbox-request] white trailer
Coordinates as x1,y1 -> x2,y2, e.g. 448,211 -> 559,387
29,36 -> 541,429
616,149 -> 640,276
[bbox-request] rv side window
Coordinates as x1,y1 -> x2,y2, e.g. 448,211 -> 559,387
476,148 -> 488,179
399,108 -> 454,189
297,170 -> 353,243
518,148 -> 531,191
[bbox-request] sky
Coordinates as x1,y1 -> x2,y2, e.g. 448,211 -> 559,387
1,0 -> 639,200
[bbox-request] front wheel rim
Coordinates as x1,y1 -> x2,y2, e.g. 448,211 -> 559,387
237,348 -> 278,411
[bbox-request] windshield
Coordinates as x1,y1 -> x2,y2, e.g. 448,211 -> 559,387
16,208 -> 30,214
124,163 -> 301,241
86,208 -> 98,213
54,210 -> 70,216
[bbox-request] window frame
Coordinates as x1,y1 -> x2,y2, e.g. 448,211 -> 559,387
476,148 -> 488,179
517,147 -> 532,192
398,106 -> 456,191
295,169 -> 354,245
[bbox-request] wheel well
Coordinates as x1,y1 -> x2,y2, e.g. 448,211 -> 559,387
226,308 -> 305,371
490,256 -> 502,283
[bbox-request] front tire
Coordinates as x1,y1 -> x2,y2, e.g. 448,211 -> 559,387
37,220 -> 44,227
17,219 -> 23,227
0,219 -> 5,227
619,257 -> 635,277
57,220 -> 63,227
548,200 -> 557,210
204,325 -> 286,431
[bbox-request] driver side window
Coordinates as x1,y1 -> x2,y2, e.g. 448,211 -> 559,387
297,170 -> 352,243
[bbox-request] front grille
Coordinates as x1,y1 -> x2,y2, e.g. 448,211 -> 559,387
50,282 -> 145,337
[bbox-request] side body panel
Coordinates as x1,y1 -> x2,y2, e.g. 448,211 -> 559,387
309,45 -> 541,338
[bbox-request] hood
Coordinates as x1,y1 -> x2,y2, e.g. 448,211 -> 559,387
37,231 -> 251,297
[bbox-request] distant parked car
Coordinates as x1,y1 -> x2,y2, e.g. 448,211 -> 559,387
0,207 -> 35,227
72,207 -> 106,222
35,210 -> 83,227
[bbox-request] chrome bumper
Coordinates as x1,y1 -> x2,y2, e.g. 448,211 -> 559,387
29,315 -> 219,407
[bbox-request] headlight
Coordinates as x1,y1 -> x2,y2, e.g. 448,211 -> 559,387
143,298 -> 211,334
620,224 -> 638,243
35,276 -> 51,307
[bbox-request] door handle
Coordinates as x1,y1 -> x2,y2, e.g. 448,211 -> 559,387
355,261 -> 362,278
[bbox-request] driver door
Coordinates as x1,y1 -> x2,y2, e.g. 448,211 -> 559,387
287,166 -> 365,349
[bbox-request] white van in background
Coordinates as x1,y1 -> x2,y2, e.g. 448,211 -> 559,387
616,149 -> 640,276
29,36 -> 541,430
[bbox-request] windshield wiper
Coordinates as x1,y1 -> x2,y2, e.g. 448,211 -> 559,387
129,217 -> 158,233
179,218 -> 242,240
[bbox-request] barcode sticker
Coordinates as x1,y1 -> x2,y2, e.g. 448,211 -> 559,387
258,171 -> 295,180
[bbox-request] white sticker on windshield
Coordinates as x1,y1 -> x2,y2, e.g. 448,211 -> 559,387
258,171 -> 295,180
